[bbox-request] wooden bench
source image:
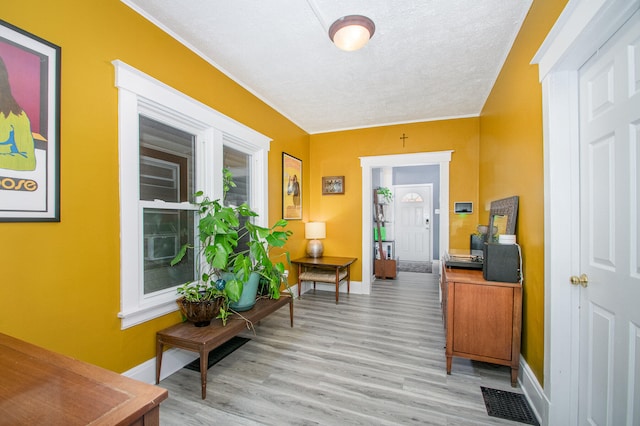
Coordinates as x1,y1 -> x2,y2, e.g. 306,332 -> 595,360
156,294 -> 293,399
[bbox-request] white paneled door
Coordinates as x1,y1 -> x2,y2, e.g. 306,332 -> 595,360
577,12 -> 640,425
394,185 -> 432,262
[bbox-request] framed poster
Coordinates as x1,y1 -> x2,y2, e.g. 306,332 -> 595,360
282,152 -> 302,220
322,176 -> 344,195
0,20 -> 61,221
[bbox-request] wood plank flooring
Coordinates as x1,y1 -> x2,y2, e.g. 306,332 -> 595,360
158,272 -> 523,425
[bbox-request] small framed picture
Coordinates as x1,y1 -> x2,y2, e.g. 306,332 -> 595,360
322,176 -> 345,195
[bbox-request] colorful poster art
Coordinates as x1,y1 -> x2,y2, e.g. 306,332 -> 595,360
0,20 -> 60,221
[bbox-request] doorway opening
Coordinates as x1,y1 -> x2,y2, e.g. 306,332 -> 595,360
360,151 -> 452,293
394,183 -> 434,273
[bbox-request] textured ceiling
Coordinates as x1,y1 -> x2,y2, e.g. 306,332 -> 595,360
122,0 -> 532,134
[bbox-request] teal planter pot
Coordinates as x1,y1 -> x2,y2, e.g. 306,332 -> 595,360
229,271 -> 260,311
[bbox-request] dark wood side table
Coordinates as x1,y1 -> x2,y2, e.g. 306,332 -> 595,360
156,294 -> 293,399
291,256 -> 357,304
0,332 -> 168,425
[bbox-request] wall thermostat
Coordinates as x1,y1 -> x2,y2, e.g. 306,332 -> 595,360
454,202 -> 473,214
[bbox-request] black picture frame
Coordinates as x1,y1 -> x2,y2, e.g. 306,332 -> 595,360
0,20 -> 61,222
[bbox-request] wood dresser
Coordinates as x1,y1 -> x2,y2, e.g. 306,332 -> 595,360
0,332 -> 168,425
441,266 -> 522,386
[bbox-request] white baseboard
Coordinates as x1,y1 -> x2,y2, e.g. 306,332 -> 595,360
433,259 -> 441,274
123,347 -> 198,385
519,356 -> 548,425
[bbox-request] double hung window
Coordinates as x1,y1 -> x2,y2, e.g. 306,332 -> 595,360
114,61 -> 270,328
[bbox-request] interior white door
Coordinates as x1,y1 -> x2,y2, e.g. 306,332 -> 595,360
394,185 -> 432,262
577,13 -> 640,425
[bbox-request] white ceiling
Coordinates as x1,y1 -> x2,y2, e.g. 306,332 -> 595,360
123,0 -> 533,134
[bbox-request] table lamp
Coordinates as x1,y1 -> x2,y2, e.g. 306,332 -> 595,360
305,222 -> 326,258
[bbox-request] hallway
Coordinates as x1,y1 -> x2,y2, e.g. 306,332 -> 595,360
159,272 -> 523,425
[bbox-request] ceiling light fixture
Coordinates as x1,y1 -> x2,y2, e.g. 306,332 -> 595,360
328,15 -> 375,51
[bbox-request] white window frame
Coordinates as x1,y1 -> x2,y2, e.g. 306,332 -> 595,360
113,60 -> 271,329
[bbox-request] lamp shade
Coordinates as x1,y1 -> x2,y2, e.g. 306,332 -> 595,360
305,222 -> 326,239
328,15 -> 375,51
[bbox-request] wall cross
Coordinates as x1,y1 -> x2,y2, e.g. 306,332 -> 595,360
400,133 -> 409,147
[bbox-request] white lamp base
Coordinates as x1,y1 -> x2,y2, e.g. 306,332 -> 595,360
306,240 -> 324,258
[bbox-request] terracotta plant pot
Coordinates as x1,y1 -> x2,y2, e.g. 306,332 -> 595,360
177,297 -> 223,327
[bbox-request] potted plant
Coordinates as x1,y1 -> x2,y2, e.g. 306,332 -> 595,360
171,169 -> 292,326
376,186 -> 393,204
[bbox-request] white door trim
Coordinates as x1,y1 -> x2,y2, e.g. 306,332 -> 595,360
533,1 -> 639,424
360,151 -> 452,293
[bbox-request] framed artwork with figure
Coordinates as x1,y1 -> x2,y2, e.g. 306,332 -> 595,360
282,152 -> 302,220
0,20 -> 61,221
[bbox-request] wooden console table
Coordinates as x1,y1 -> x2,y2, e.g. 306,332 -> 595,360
292,256 -> 357,304
0,332 -> 167,425
156,294 -> 293,399
441,267 -> 522,386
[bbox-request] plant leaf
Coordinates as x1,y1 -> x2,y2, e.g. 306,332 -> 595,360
170,243 -> 190,266
225,278 -> 242,302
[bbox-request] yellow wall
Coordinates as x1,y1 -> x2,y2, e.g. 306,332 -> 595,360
1,0 -> 308,372
3,0 -> 568,386
309,118 -> 481,276
479,0 -> 568,384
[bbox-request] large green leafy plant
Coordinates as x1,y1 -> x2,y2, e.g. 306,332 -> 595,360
172,169 -> 292,324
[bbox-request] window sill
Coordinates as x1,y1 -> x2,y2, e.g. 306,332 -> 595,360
118,299 -> 178,329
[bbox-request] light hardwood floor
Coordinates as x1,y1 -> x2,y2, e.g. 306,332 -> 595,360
159,271 -> 523,425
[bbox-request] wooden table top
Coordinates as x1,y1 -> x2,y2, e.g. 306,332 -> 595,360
291,256 -> 357,268
0,333 -> 168,426
443,267 -> 521,287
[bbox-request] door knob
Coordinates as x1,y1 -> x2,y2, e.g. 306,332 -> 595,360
570,274 -> 588,287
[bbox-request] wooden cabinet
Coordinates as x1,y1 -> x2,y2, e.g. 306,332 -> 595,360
442,267 -> 522,386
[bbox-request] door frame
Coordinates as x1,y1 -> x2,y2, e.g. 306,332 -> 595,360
533,1 -> 638,424
360,151 -> 452,293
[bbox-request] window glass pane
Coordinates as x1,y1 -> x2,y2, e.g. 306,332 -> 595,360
140,156 -> 179,201
143,208 -> 195,295
401,192 -> 423,203
139,116 -> 195,202
223,146 -> 251,252
223,146 -> 250,207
